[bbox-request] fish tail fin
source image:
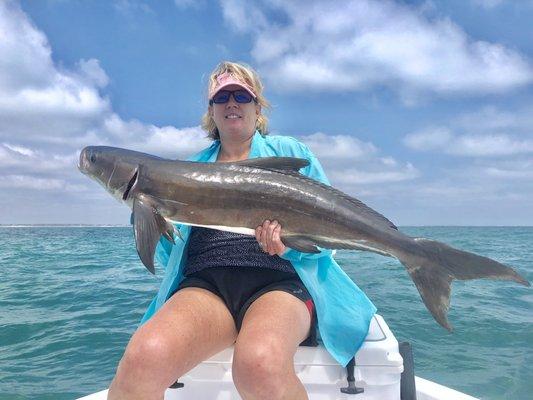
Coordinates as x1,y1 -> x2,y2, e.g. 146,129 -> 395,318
398,238 -> 530,331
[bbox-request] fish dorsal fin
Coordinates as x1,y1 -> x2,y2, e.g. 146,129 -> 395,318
231,157 -> 309,172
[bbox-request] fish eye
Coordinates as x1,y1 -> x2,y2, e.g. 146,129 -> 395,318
90,154 -> 96,163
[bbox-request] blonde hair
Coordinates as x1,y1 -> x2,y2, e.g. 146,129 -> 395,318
202,61 -> 270,140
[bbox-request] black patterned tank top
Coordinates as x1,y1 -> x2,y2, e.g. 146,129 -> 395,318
184,226 -> 295,275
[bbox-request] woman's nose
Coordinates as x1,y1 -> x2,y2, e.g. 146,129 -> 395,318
225,94 -> 239,107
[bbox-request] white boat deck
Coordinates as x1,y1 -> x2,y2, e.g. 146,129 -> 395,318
77,315 -> 479,400
79,378 -> 478,400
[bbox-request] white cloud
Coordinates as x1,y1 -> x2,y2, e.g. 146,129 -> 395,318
404,106 -> 533,156
0,1 -> 210,154
97,114 -> 210,158
220,0 -> 267,33
0,174 -> 86,191
485,167 -> 533,179
405,131 -> 533,156
403,127 -> 454,151
394,110 -> 533,224
329,165 -> 419,185
2,143 -> 35,157
451,135 -> 533,156
0,1 -> 212,224
76,59 -> 110,88
0,1 -> 54,92
296,132 -> 419,187
301,132 -> 378,160
220,0 -> 533,98
482,159 -> 533,180
455,105 -> 533,133
0,3 -> 111,145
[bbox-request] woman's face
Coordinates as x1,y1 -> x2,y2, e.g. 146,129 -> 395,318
210,84 -> 260,140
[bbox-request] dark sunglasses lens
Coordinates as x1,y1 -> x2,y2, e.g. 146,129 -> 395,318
233,90 -> 253,103
212,90 -> 254,104
213,91 -> 231,104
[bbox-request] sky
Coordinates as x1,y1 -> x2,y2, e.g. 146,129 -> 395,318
0,0 -> 532,225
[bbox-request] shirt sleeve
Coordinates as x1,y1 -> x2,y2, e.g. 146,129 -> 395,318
278,139 -> 334,263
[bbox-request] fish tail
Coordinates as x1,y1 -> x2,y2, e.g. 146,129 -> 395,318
397,238 -> 530,331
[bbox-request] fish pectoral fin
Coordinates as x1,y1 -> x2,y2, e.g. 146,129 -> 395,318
232,157 -> 309,172
132,194 -> 175,274
282,235 -> 321,254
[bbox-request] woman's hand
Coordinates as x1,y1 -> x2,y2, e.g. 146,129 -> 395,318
255,220 -> 286,256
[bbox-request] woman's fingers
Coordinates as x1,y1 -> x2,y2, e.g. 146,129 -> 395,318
272,225 -> 285,255
261,219 -> 272,253
266,221 -> 278,256
256,225 -> 268,252
255,220 -> 286,256
266,220 -> 278,255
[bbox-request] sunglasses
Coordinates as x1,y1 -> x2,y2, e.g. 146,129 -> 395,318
209,89 -> 257,105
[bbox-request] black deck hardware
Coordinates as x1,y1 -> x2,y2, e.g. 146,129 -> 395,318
400,341 -> 417,400
169,381 -> 184,389
340,357 -> 364,395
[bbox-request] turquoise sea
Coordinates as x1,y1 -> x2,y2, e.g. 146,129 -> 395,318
0,226 -> 531,400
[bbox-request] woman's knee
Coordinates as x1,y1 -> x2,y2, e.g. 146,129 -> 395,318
232,337 -> 294,397
108,330 -> 173,399
114,327 -> 178,389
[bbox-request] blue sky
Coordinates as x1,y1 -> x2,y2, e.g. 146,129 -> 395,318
1,0 -> 532,225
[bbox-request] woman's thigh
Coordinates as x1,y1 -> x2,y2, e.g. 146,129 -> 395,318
117,287 -> 238,386
233,290 -> 311,373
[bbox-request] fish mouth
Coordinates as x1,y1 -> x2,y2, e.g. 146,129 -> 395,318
122,169 -> 138,201
78,147 -> 90,174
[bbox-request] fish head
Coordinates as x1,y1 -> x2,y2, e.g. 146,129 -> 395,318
79,146 -> 140,203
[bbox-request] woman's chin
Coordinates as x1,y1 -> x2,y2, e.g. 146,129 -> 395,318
220,125 -> 254,138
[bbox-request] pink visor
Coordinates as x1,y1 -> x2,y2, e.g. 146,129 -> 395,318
208,72 -> 257,100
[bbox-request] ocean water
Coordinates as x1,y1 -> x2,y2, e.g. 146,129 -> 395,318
0,226 -> 531,400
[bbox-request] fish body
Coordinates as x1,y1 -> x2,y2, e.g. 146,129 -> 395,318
79,146 -> 530,330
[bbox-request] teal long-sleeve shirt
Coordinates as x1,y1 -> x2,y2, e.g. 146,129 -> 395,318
140,131 -> 376,367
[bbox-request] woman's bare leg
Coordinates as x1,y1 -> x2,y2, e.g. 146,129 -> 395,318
232,290 -> 311,400
108,287 -> 237,400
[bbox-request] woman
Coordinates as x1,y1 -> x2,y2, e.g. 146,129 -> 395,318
108,61 -> 376,400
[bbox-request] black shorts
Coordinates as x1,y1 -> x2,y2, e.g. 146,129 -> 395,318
174,266 -> 318,347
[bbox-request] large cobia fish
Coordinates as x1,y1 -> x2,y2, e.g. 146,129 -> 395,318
78,146 -> 530,330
